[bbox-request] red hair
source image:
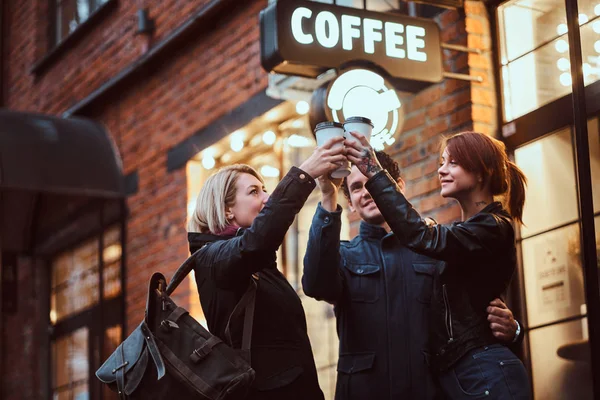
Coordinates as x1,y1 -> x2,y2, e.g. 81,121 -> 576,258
441,132 -> 527,224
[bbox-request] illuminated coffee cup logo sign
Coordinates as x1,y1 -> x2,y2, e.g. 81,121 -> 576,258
260,0 -> 443,92
310,69 -> 404,151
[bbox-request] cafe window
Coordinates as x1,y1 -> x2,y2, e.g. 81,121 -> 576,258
513,117 -> 600,399
50,225 -> 124,400
186,101 -> 350,399
51,0 -> 110,46
498,0 -> 600,122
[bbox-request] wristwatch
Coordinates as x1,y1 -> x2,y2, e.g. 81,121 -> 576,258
512,320 -> 521,343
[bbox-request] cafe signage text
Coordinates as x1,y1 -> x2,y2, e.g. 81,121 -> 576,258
260,0 -> 443,91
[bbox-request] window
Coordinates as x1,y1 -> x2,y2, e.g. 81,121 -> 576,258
498,0 -> 600,121
50,226 -> 123,400
513,117 -> 600,399
52,0 -> 110,46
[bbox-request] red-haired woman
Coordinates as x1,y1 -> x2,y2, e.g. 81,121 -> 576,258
345,131 -> 531,399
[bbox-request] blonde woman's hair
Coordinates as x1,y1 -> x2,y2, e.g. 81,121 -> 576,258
188,164 -> 264,234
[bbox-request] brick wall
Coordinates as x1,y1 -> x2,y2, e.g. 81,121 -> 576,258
2,0 -> 268,398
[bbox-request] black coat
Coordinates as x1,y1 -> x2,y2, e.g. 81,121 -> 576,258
189,167 -> 324,400
366,170 -> 518,372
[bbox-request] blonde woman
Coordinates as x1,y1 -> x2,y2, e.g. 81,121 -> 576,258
188,136 -> 345,400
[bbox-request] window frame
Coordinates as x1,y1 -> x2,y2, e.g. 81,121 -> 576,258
45,211 -> 126,400
32,0 -> 117,76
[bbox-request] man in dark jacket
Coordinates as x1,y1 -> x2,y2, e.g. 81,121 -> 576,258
302,151 -> 521,400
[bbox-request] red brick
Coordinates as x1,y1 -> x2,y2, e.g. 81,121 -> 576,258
472,104 -> 496,124
465,16 -> 489,35
449,106 -> 474,128
433,204 -> 463,224
419,192 -> 451,214
465,0 -> 488,18
472,87 -> 496,107
403,110 -> 426,132
401,157 -> 440,181
407,85 -> 442,113
404,175 -> 441,199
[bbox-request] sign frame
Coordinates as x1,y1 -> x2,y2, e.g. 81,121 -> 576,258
260,0 -> 443,92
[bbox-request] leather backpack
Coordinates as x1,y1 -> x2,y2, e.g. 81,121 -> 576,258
96,249 -> 257,399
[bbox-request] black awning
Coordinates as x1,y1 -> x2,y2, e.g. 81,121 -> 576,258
0,110 -> 125,254
0,109 -> 124,197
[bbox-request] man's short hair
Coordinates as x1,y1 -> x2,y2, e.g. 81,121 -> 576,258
341,151 -> 401,201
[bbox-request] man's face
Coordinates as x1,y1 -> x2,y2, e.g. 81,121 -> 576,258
346,166 -> 386,225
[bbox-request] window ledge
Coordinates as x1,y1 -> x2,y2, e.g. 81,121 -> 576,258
31,0 -> 118,76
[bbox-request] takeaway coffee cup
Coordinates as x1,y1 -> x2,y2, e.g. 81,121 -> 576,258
343,116 -> 374,145
314,121 -> 351,179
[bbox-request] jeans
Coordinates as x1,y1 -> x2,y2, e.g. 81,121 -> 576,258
438,344 -> 531,400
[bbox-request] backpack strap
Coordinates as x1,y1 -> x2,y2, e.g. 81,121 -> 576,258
165,247 -> 204,295
224,274 -> 259,359
165,246 -> 259,359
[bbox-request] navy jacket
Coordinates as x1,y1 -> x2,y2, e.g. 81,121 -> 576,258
302,203 -> 444,400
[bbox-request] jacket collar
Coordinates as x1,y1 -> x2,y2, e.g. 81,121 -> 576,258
187,228 -> 244,253
468,201 -> 507,220
359,221 -> 389,240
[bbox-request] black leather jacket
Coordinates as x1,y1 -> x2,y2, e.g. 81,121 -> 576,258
189,167 -> 324,400
366,170 -> 517,372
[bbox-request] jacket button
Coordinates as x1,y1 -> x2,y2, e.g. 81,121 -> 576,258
485,390 -> 490,396
324,216 -> 330,223
440,349 -> 445,355
299,173 -> 306,180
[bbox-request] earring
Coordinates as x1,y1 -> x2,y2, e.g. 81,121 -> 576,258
227,214 -> 234,220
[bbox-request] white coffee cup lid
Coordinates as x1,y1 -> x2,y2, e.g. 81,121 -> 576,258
315,121 -> 344,131
343,116 -> 373,127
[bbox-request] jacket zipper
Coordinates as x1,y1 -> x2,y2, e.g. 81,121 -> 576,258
442,284 -> 454,343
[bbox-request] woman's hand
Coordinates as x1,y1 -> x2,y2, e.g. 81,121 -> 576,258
300,136 -> 347,179
317,174 -> 343,212
345,131 -> 383,179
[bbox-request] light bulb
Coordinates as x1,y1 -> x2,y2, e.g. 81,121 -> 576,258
557,57 -> 570,71
202,155 -> 215,169
556,23 -> 568,35
555,39 -> 569,53
560,72 -> 572,87
260,165 -> 280,178
579,13 -> 589,25
296,101 -> 310,115
230,131 -> 245,152
262,130 -> 276,145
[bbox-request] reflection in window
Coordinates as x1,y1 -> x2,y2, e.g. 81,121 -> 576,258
529,320 -> 593,399
54,0 -> 109,45
50,226 -> 122,323
52,328 -> 89,400
515,127 -> 578,238
498,0 -> 600,121
521,222 -> 587,328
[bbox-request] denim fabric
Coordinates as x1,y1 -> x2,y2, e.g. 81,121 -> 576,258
438,344 -> 531,400
303,204 -> 445,400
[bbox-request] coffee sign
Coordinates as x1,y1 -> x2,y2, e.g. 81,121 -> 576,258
260,0 -> 443,91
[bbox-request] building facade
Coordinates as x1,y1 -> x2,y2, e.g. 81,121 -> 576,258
0,0 -> 597,399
